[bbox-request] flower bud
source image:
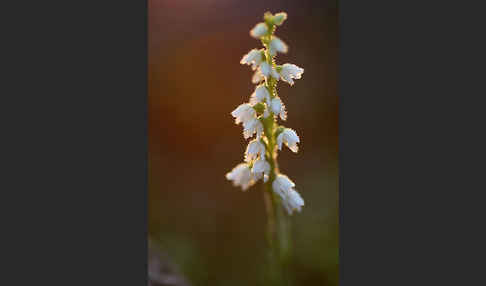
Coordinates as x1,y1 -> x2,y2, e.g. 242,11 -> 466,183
252,102 -> 266,114
250,23 -> 268,38
263,12 -> 274,23
272,12 -> 287,26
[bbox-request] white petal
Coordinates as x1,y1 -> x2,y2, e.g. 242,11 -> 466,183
231,103 -> 256,124
270,97 -> 282,115
240,49 -> 257,65
249,93 -> 259,105
245,139 -> 265,162
272,174 -> 294,199
284,128 -> 300,143
288,144 -> 299,153
251,70 -> 265,84
279,174 -> 295,188
280,128 -> 300,152
272,177 -> 283,197
226,163 -> 255,191
256,121 -> 264,138
260,63 -> 280,80
269,37 -> 288,55
279,63 -> 304,86
272,12 -> 287,26
270,67 -> 280,80
243,118 -> 263,140
260,62 -> 271,77
277,133 -> 284,150
252,158 -> 269,174
251,157 -> 270,183
283,189 -> 304,214
272,174 -> 301,213
255,85 -> 271,104
279,102 -> 287,121
240,49 -> 264,70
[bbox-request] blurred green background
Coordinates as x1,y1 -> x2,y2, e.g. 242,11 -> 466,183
149,0 -> 338,285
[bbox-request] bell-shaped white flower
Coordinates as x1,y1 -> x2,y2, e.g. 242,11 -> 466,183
278,63 -> 304,86
269,36 -> 288,56
250,22 -> 268,38
277,128 -> 300,153
250,85 -> 271,105
252,157 -> 271,182
231,103 -> 256,125
282,188 -> 304,214
260,62 -> 280,80
272,174 -> 294,199
270,97 -> 287,120
272,174 -> 304,214
240,49 -> 264,70
245,139 -> 266,162
251,69 -> 265,84
226,163 -> 256,191
243,117 -> 263,139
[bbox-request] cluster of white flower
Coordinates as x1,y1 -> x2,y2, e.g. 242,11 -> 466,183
226,12 -> 305,215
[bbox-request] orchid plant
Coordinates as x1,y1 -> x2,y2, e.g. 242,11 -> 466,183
225,11 -> 305,284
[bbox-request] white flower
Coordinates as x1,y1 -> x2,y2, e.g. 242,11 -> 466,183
270,97 -> 281,114
243,117 -> 263,139
250,85 -> 271,105
270,97 -> 287,120
252,157 -> 271,182
245,139 -> 266,162
278,63 -> 304,86
240,49 -> 264,70
260,62 -> 280,80
282,189 -> 304,214
272,174 -> 304,215
251,70 -> 265,84
277,128 -> 300,153
272,174 -> 294,199
231,103 -> 256,125
250,22 -> 268,38
226,163 -> 256,191
269,37 -> 288,56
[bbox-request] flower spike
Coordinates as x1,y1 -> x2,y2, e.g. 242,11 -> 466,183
227,12 -> 305,215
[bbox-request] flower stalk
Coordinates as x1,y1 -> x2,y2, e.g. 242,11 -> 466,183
226,11 -> 305,285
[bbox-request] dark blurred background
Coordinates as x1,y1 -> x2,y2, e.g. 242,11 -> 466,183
149,0 -> 338,285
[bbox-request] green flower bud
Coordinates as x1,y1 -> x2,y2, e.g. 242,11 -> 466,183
253,102 -> 266,114
264,12 -> 274,22
264,12 -> 276,29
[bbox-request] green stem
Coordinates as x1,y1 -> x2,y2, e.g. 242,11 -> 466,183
261,25 -> 292,285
